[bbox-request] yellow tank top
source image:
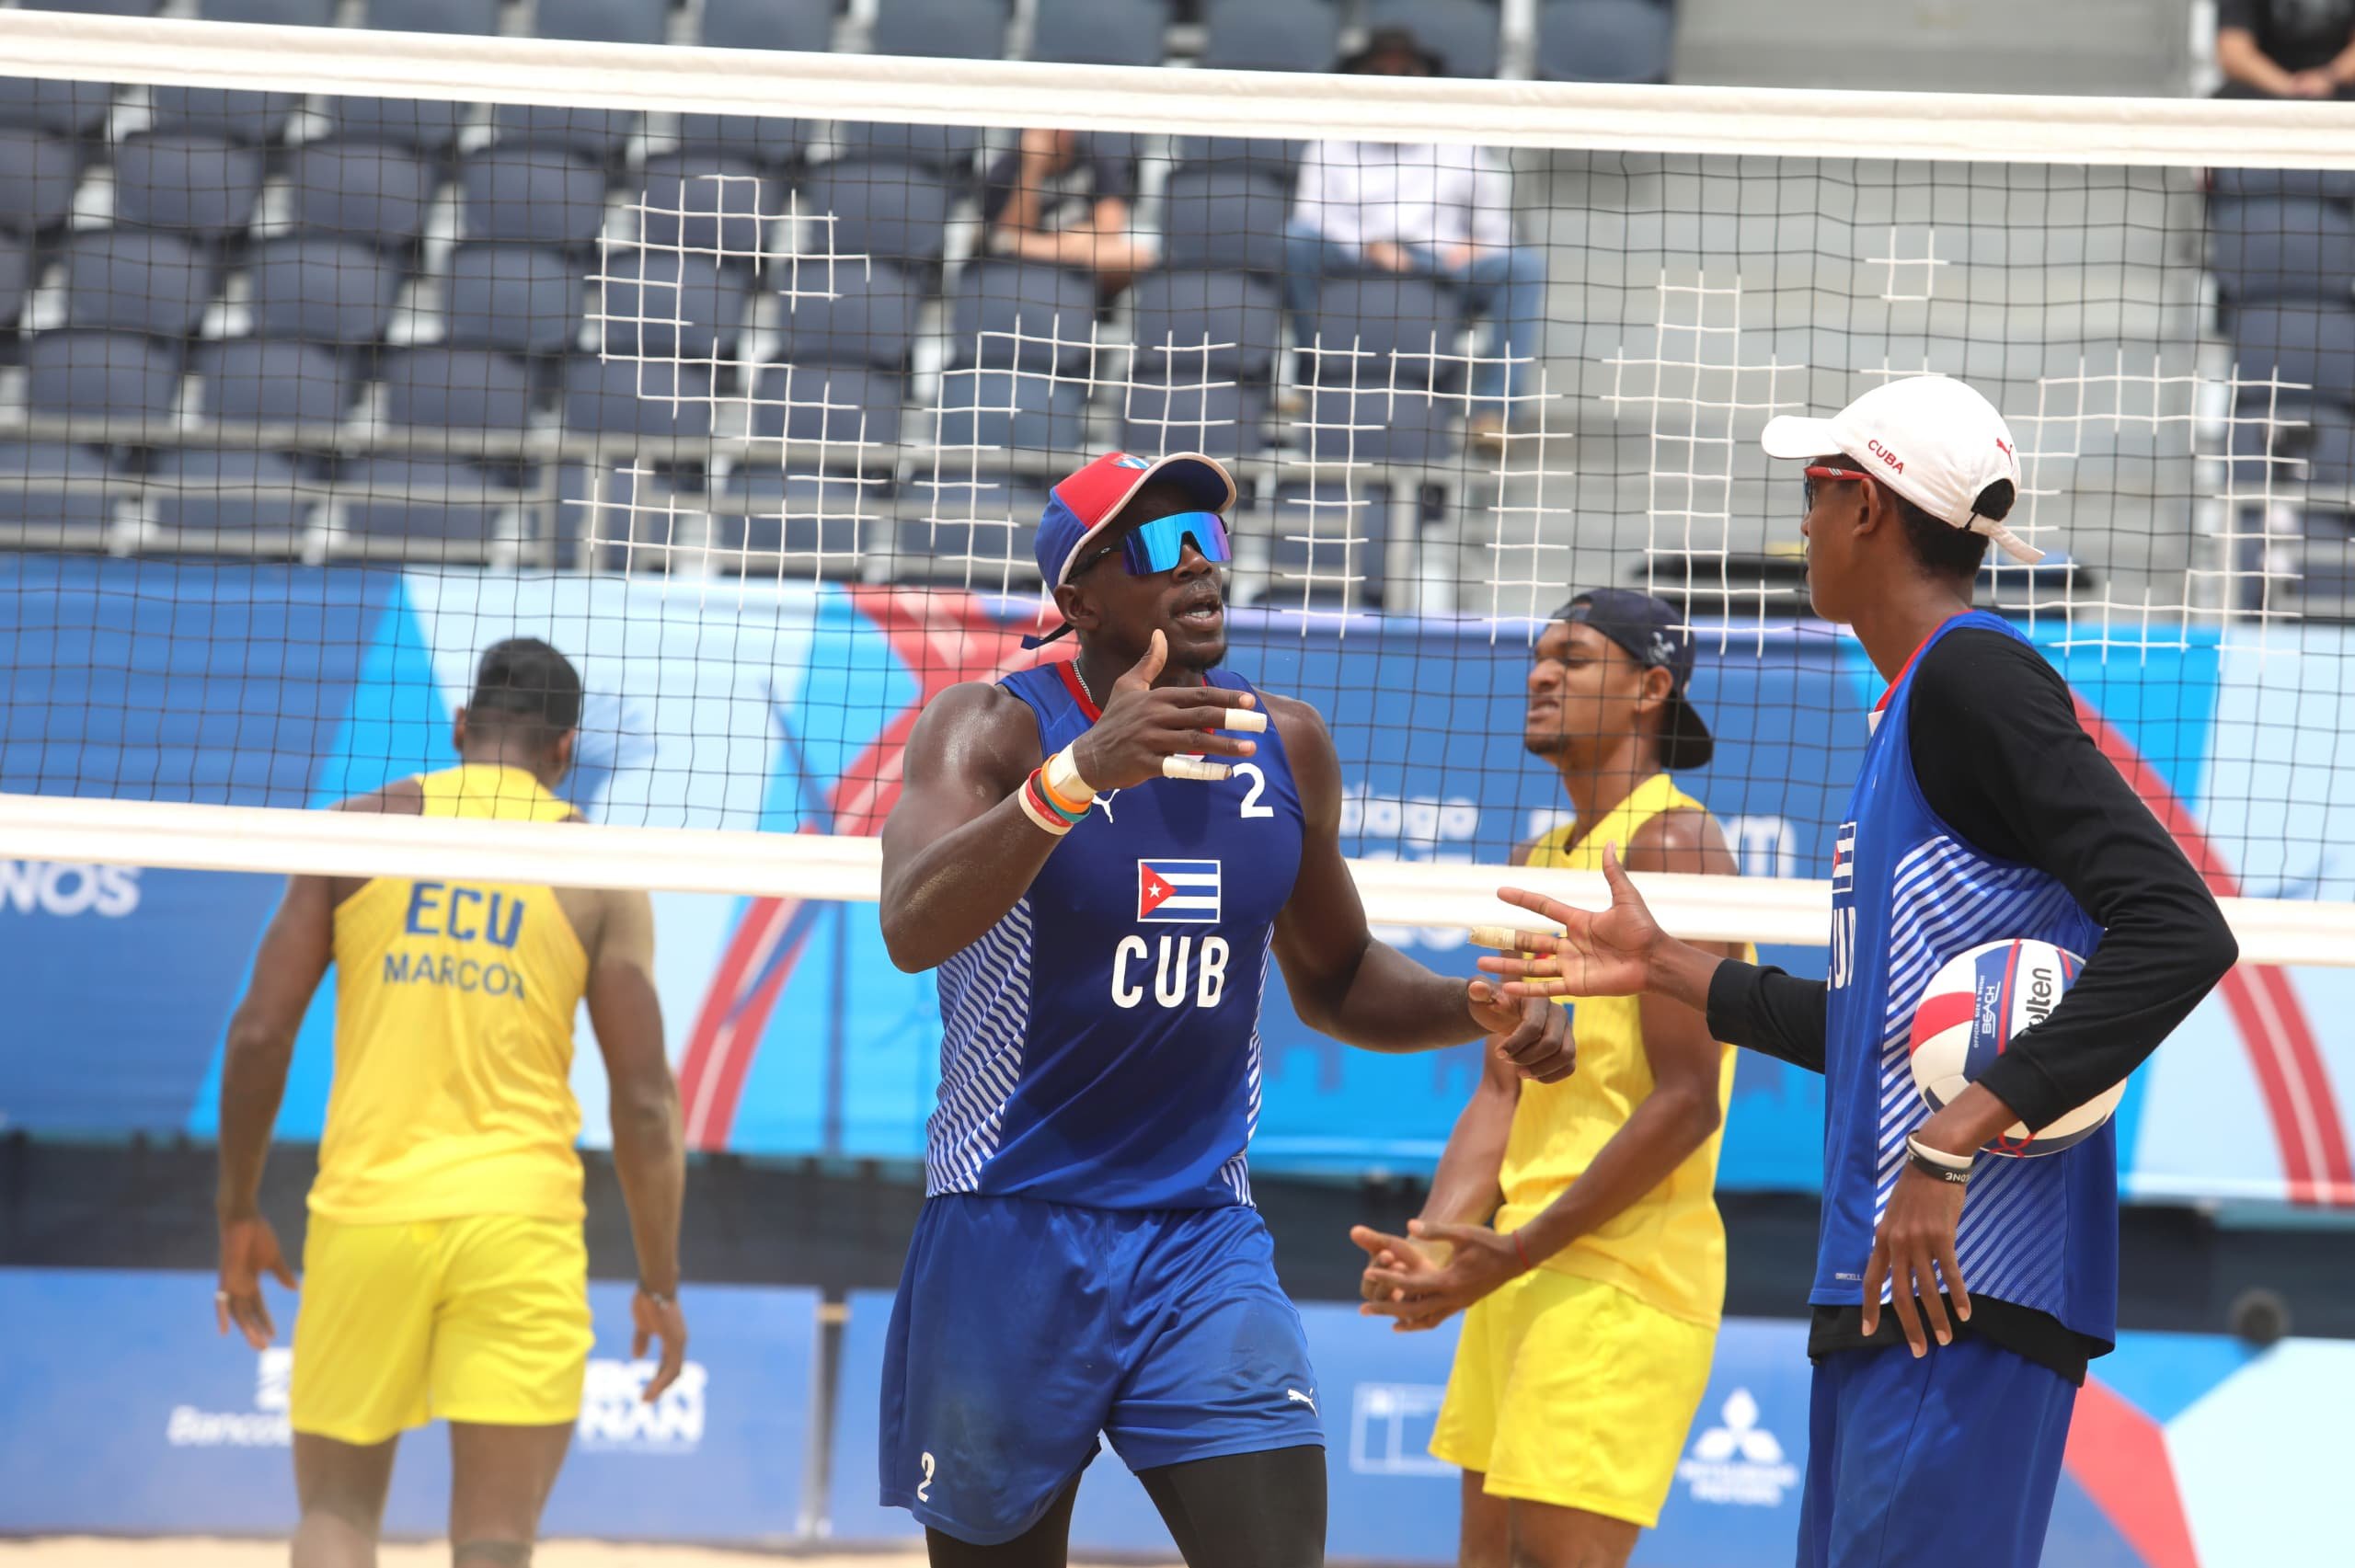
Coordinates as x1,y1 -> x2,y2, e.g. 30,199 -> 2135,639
310,763 -> 591,1226
1494,773 -> 1747,1328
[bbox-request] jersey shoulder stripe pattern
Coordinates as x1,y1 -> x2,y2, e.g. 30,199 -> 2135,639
1215,931 -> 1274,1207
925,897 -> 1036,1196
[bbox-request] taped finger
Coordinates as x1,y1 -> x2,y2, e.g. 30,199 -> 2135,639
1163,756 -> 1231,782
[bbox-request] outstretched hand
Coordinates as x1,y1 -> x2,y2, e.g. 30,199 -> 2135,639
1472,843 -> 1663,1001
1068,630 -> 1265,791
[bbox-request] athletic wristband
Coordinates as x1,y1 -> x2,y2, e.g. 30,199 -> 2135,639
1017,773 -> 1075,837
1041,744 -> 1096,816
1905,1134 -> 1974,1185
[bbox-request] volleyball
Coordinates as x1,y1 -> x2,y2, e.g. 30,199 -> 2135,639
1908,939 -> 2122,1157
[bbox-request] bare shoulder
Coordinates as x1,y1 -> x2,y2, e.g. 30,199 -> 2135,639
906,679 -> 1042,786
329,776 -> 424,817
1257,690 -> 1333,755
1625,805 -> 1738,876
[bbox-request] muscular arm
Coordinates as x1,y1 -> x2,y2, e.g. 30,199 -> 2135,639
1269,695 -> 1482,1052
214,874 -> 333,1223
879,682 -> 1057,973
587,888 -> 683,1295
1419,1047 -> 1519,1228
1514,811 -> 1737,1265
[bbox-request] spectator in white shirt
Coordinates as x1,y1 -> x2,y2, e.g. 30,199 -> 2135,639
1284,28 -> 1548,448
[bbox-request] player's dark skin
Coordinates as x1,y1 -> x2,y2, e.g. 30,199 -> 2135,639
1477,460 -> 2039,1362
213,713 -> 685,1568
879,479 -> 1573,1568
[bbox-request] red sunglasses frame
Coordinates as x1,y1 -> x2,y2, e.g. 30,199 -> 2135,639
1801,464 -> 1871,511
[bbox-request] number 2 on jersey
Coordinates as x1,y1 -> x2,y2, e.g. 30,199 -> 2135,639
1234,762 -> 1273,818
917,1450 -> 935,1503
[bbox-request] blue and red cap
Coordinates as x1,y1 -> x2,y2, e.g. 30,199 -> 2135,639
1027,450 -> 1237,646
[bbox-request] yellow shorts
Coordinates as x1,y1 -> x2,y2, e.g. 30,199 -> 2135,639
1430,1267 -> 1717,1528
289,1212 -> 593,1446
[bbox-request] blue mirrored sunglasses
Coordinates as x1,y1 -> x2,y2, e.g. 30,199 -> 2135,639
1080,510 -> 1233,577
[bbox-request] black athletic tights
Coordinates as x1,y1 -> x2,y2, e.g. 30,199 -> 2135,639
924,1444 -> 1327,1568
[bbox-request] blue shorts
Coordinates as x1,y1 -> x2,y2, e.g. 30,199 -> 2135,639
879,1193 -> 1324,1545
1798,1337 -> 2078,1568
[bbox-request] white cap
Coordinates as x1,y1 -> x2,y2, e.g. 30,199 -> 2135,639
1760,375 -> 2041,566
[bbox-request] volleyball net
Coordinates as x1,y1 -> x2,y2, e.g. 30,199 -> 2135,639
3,8 -> 2355,959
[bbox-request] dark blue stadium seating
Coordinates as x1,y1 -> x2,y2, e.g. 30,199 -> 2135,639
460,146 -> 610,251
445,244 -> 583,356
532,0 -> 670,47
592,248 -> 745,359
1368,0 -> 1498,77
750,361 -> 906,449
383,346 -> 537,430
672,116 -> 808,175
194,339 -> 355,425
1031,0 -> 1167,67
63,229 -> 213,337
247,236 -> 404,344
1124,269 -> 1283,457
1299,383 -> 1453,464
1304,274 -> 1463,393
638,154 -> 774,263
2231,303 -> 2355,407
2212,168 -> 2355,204
290,142 -> 438,246
774,259 -> 922,368
148,447 -> 315,547
1161,167 -> 1292,276
1265,480 -> 1390,607
0,128 -> 83,234
1122,379 -> 1267,460
0,78 -> 115,139
1538,0 -> 1674,84
493,101 -> 638,165
1198,0 -> 1337,72
196,0 -> 336,24
112,132 -> 269,240
936,370 -> 1087,453
1171,135 -> 1302,183
711,468 -> 871,571
0,441 -> 120,547
892,512 -> 1041,580
339,454 -> 506,544
150,86 -> 304,145
0,233 -> 27,327
2209,198 -> 2355,305
869,0 -> 1010,60
363,0 -> 500,31
801,159 -> 952,266
949,258 -> 1099,374
698,0 -> 833,53
559,357 -> 717,441
27,331 -> 183,429
836,121 -> 982,179
17,0 -> 164,15
327,95 -> 476,155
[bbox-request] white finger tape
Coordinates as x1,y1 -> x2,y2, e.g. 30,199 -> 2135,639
1223,707 -> 1269,734
1467,925 -> 1516,950
1163,756 -> 1231,783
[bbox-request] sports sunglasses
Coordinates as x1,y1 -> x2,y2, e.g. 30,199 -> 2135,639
1076,510 -> 1233,578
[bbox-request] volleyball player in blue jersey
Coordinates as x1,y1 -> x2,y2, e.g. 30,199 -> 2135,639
1475,377 -> 2239,1567
876,451 -> 1575,1568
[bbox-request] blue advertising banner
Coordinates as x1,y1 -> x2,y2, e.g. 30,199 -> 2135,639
0,1269 -> 816,1542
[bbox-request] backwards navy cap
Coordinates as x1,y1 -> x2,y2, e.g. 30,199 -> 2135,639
1552,589 -> 1716,771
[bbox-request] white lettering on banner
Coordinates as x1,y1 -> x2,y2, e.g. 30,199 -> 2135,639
1676,1389 -> 1799,1507
576,1358 -> 707,1453
0,862 -> 141,918
166,1347 -> 291,1448
1347,1383 -> 1453,1478
1340,784 -> 1480,849
1724,816 -> 1800,879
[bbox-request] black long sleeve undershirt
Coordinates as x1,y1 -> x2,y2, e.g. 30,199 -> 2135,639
1703,624 -> 2240,1379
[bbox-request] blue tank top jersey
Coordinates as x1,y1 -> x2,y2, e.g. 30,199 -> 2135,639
1818,611 -> 2116,1345
924,662 -> 1305,1210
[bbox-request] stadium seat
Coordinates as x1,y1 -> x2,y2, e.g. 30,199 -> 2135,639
149,86 -> 304,145
459,146 -> 610,252
0,128 -> 82,234
836,121 -> 983,179
146,447 -> 316,549
699,0 -> 833,53
1170,135 -> 1302,184
63,229 -> 213,337
1130,269 -> 1282,381
1302,273 -> 1462,390
531,0 -> 670,47
1368,0 -> 1499,77
638,154 -> 774,264
1031,0 -> 1167,67
749,361 -> 906,450
363,0 -> 500,31
673,115 -> 809,175
1160,167 -> 1292,276
110,132 -> 269,240
2209,198 -> 2355,305
327,95 -> 477,156
17,0 -> 162,14
949,258 -> 1100,373
289,143 -> 439,247
1265,480 -> 1389,608
194,339 -> 355,425
247,237 -> 405,345
868,0 -> 1010,60
2211,167 -> 2355,204
445,244 -> 583,356
936,369 -> 1087,453
2230,303 -> 2355,406
711,468 -> 872,573
0,233 -> 26,327
558,356 -> 717,441
799,159 -> 953,266
592,247 -> 746,359
0,77 -> 115,139
1197,0 -> 1337,72
1295,383 -> 1453,465
891,513 -> 1041,581
382,346 -> 538,429
0,441 -> 121,550
773,258 -> 922,368
1537,0 -> 1674,84
1122,378 -> 1268,460
195,0 -> 336,24
337,454 -> 508,545
493,101 -> 638,165
26,330 -> 184,429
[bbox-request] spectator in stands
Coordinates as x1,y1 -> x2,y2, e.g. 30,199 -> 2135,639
1284,26 -> 1548,449
2216,0 -> 2355,98
983,128 -> 1155,295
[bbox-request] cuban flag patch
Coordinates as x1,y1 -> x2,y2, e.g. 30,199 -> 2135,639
1138,858 -> 1221,922
1831,823 -> 1856,894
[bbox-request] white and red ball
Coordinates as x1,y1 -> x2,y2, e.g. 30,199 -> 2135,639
1908,938 -> 2122,1157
